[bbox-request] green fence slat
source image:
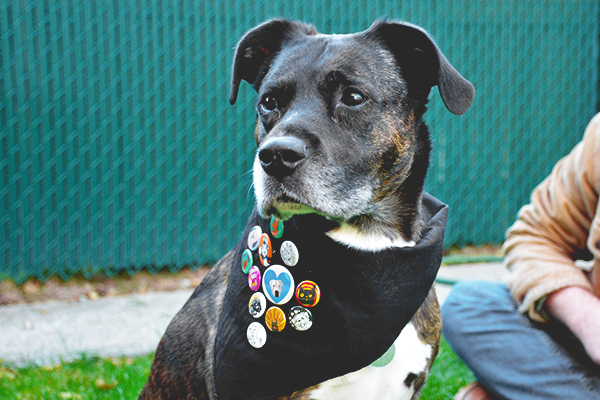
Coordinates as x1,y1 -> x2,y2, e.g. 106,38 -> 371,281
0,0 -> 599,282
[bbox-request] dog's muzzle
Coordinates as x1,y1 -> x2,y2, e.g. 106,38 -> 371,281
258,137 -> 308,178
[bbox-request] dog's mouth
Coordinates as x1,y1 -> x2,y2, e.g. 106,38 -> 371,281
253,155 -> 371,222
264,193 -> 322,221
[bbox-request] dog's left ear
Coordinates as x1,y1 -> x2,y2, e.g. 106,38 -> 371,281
365,21 -> 475,115
229,19 -> 318,105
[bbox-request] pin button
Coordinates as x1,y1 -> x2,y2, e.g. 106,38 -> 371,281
265,306 -> 286,332
247,322 -> 267,348
258,233 -> 272,267
249,292 -> 267,318
247,226 -> 262,251
241,249 -> 253,274
270,216 -> 284,238
289,306 -> 313,331
295,280 -> 321,307
262,265 -> 295,305
280,241 -> 299,267
248,265 -> 262,292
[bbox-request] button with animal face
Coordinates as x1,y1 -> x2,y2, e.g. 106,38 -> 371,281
247,225 -> 262,251
280,241 -> 299,267
248,265 -> 262,292
258,233 -> 272,267
262,265 -> 295,305
270,216 -> 284,238
265,306 -> 286,332
241,249 -> 253,274
289,306 -> 313,331
247,322 -> 267,348
248,292 -> 267,318
295,280 -> 321,307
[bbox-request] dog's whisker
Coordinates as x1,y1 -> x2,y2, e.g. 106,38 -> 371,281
245,181 -> 255,199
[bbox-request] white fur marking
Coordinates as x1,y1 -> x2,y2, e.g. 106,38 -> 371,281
308,322 -> 433,400
326,224 -> 416,252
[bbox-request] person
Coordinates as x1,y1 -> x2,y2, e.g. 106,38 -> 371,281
441,113 -> 600,400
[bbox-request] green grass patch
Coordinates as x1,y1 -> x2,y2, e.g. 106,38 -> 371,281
421,336 -> 476,399
0,337 -> 473,399
0,354 -> 153,400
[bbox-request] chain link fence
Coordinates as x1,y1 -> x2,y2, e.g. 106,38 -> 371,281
1,0 -> 599,282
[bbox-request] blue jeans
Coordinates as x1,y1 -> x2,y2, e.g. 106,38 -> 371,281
441,281 -> 600,400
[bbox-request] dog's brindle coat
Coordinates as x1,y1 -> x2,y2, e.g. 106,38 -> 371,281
139,19 -> 473,400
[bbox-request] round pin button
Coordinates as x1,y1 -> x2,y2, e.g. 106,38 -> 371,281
289,306 -> 313,331
241,249 -> 253,274
258,233 -> 272,267
262,265 -> 295,305
295,280 -> 321,307
248,292 -> 267,318
270,216 -> 284,238
280,241 -> 299,267
247,226 -> 262,251
248,265 -> 262,292
247,322 -> 267,348
265,306 -> 286,332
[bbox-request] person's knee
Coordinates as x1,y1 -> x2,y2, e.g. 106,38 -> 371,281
441,281 -> 510,340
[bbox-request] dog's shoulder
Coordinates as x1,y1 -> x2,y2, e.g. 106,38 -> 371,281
139,250 -> 235,399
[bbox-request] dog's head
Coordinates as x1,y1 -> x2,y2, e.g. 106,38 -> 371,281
270,279 -> 284,297
230,19 -> 473,247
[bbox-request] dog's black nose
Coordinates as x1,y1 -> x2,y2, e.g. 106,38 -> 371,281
258,137 -> 308,177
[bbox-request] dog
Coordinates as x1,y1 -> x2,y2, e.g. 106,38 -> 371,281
270,279 -> 284,298
139,18 -> 474,400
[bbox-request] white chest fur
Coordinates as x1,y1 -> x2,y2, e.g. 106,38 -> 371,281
307,322 -> 433,400
326,224 -> 416,251
309,230 -> 429,399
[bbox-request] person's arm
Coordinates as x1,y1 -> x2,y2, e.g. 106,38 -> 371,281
504,114 -> 600,322
545,286 -> 600,364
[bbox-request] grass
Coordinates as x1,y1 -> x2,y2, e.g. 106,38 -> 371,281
420,336 -> 476,399
0,337 -> 473,400
0,354 -> 154,400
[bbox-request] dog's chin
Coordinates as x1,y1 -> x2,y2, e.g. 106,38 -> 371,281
263,201 -> 322,221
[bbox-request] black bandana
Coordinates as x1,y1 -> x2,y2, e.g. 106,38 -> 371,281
213,192 -> 448,400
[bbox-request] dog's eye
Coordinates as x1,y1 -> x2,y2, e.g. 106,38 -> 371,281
341,88 -> 366,107
261,96 -> 278,112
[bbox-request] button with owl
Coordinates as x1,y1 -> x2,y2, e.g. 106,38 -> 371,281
265,306 -> 286,332
241,249 -> 253,274
270,216 -> 284,238
247,322 -> 267,348
289,306 -> 313,331
280,241 -> 299,267
258,233 -> 272,267
248,265 -> 262,291
248,292 -> 267,318
247,225 -> 262,250
262,265 -> 295,305
295,280 -> 321,307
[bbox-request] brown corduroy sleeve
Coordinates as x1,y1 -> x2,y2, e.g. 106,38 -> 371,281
503,113 -> 600,322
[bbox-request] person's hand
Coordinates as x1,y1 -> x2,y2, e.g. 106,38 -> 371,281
545,286 -> 600,364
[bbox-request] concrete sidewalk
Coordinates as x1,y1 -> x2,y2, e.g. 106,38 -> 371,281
0,262 -> 506,366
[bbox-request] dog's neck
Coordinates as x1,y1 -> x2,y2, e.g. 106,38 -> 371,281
326,120 -> 431,252
326,224 -> 416,252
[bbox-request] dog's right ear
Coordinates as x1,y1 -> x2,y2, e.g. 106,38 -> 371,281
229,19 -> 317,105
364,21 -> 475,115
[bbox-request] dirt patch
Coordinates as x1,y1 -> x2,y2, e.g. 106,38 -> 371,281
0,266 -> 210,306
1,245 -> 503,306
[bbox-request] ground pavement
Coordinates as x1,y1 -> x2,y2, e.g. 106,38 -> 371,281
0,262 -> 506,366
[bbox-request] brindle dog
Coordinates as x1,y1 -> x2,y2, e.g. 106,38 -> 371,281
139,19 -> 474,400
